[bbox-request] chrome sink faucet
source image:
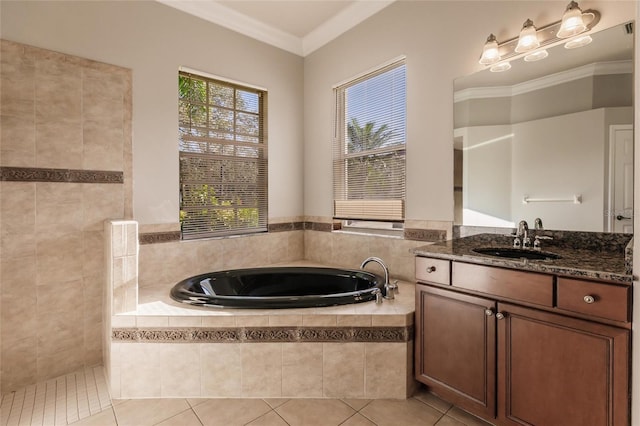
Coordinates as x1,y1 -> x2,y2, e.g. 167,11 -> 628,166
361,257 -> 396,300
534,217 -> 543,230
514,220 -> 530,249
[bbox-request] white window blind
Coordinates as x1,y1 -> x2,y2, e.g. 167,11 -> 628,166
333,60 -> 406,222
178,71 -> 268,239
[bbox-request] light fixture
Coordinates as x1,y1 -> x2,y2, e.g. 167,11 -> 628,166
479,34 -> 500,65
477,1 -> 599,71
515,19 -> 540,53
524,50 -> 548,62
557,1 -> 587,38
564,35 -> 592,49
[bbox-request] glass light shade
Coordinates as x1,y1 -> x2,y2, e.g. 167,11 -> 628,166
479,34 -> 500,65
557,1 -> 587,38
524,49 -> 549,62
515,19 -> 540,53
490,62 -> 512,73
564,35 -> 592,49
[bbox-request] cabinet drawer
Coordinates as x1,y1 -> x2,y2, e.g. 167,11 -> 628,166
557,278 -> 630,323
415,257 -> 450,285
452,262 -> 553,307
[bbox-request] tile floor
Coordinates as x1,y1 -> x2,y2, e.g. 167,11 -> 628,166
1,366 -> 493,426
1,366 -> 111,426
73,390 -> 493,426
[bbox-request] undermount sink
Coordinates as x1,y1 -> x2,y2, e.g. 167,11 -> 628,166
472,247 -> 561,261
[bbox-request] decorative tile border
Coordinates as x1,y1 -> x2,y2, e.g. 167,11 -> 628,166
0,166 -> 123,184
403,228 -> 447,242
112,325 -> 413,343
267,222 -> 305,232
304,222 -> 341,232
138,231 -> 182,245
138,221 -> 345,243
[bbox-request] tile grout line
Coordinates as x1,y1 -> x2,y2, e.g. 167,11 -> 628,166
1,393 -> 15,426
75,370 -> 90,421
93,366 -> 112,410
43,380 -> 56,426
8,387 -> 26,426
32,381 -> 47,426
84,367 -> 100,415
18,384 -> 36,426
55,377 -> 65,426
65,374 -> 78,425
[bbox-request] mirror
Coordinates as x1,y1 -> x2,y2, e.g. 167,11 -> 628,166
454,22 -> 634,233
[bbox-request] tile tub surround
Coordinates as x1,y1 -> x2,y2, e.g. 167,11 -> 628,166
106,277 -> 417,400
135,217 -> 447,289
304,230 -> 430,282
0,40 -> 132,393
137,230 -> 305,291
412,232 -> 633,283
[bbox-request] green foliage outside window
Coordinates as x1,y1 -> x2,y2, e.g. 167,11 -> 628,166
178,73 -> 265,238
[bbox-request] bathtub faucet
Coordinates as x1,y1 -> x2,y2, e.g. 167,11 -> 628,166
360,257 -> 397,300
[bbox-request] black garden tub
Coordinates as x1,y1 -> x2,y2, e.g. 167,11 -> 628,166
170,266 -> 385,309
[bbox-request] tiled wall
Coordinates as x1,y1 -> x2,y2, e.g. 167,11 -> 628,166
138,230 -> 304,290
105,221 -> 138,316
136,224 -> 435,292
304,230 -> 429,282
0,40 -> 132,393
109,341 -> 413,399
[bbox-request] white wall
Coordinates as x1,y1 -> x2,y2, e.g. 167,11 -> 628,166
0,0 -> 304,225
510,109 -> 606,231
459,125 -> 513,227
303,0 -> 636,222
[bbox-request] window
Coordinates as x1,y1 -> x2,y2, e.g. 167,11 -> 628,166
178,71 -> 267,239
332,59 -> 406,224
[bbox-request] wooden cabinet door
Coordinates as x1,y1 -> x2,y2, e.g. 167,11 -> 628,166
497,303 -> 629,426
415,284 -> 496,420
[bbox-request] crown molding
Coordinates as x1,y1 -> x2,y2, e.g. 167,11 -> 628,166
157,0 -> 395,57
454,60 -> 632,103
302,1 -> 395,56
157,0 -> 302,55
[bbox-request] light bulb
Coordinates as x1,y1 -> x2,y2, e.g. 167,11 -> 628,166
479,34 -> 500,65
515,19 -> 540,53
557,1 -> 587,38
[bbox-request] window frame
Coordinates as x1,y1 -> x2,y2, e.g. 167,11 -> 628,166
178,70 -> 268,240
332,58 -> 407,224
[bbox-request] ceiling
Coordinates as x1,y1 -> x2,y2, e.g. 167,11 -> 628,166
157,0 -> 395,57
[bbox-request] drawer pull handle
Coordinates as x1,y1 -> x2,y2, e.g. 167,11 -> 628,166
495,312 -> 506,320
583,295 -> 596,304
485,309 -> 494,317
426,266 -> 437,273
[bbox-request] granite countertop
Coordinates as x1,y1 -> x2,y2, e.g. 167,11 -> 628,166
411,233 -> 633,284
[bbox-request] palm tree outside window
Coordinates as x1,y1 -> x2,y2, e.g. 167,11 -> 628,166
333,59 -> 407,228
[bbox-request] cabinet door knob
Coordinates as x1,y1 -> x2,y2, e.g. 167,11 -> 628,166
495,312 -> 505,320
426,266 -> 436,273
583,295 -> 596,304
484,308 -> 494,317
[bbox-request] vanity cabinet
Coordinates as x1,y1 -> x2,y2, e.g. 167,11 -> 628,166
415,285 -> 496,418
415,257 -> 630,426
